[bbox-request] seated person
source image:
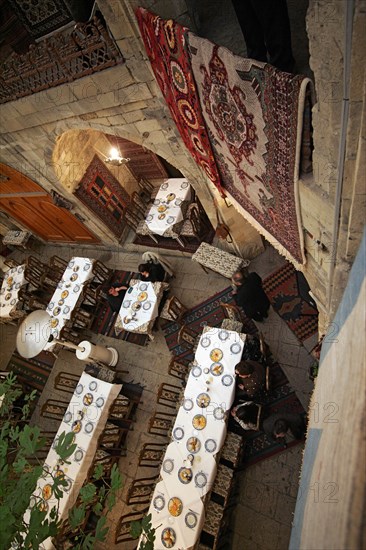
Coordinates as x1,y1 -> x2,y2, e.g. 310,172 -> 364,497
235,360 -> 265,400
230,401 -> 262,432
232,269 -> 270,322
263,413 -> 306,445
138,262 -> 166,283
105,282 -> 128,313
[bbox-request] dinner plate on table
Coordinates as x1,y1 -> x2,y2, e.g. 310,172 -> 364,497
175,198 -> 183,206
47,301 -> 54,311
162,458 -> 174,474
143,301 -> 152,310
222,374 -> 234,386
185,511 -> 198,529
75,384 -> 83,395
153,495 -> 165,511
73,284 -> 80,293
218,329 -> 229,341
230,343 -> 242,354
83,263 -> 92,271
191,366 -> 202,378
200,336 -> 211,348
153,198 -> 161,205
167,216 -> 175,224
180,181 -> 189,189
194,471 -> 208,488
205,439 -> 217,453
139,283 -> 148,291
173,427 -> 184,441
89,381 -> 98,391
183,398 -> 194,411
161,182 -> 169,190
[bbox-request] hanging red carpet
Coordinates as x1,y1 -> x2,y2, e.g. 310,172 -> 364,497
135,7 -> 224,196
136,8 -> 313,266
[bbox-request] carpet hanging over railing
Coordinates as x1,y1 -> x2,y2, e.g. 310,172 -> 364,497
135,7 -> 313,267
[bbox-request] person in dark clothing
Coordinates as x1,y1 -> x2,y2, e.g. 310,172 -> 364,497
230,401 -> 262,432
232,0 -> 295,73
235,360 -> 265,400
232,270 -> 270,321
138,262 -> 166,283
263,412 -> 306,445
105,282 -> 128,313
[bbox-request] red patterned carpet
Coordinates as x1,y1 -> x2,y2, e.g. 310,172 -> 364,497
263,262 -> 318,343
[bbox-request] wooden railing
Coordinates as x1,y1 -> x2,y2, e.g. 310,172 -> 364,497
0,16 -> 124,104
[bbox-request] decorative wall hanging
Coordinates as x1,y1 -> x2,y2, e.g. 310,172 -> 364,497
75,155 -> 130,239
135,7 -> 224,197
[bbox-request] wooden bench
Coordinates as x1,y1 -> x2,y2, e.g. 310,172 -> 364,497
192,242 -> 250,278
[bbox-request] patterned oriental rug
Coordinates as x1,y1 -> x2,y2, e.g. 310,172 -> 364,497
91,270 -> 150,347
263,262 -> 318,343
6,351 -> 55,395
162,287 -> 305,465
136,8 -> 313,266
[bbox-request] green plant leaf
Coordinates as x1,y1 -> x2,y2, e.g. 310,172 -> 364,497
54,431 -> 77,462
81,532 -> 96,550
13,456 -> 28,473
68,505 -> 86,530
95,515 -> 108,541
130,520 -> 142,539
92,501 -> 103,516
79,483 -> 96,504
18,425 -> 41,456
141,513 -> 152,530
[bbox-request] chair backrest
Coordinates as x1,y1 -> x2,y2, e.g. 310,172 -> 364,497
41,398 -> 69,420
166,296 -> 187,322
92,260 -> 112,285
131,191 -> 147,216
157,382 -> 182,409
148,410 -> 176,437
70,309 -> 93,330
138,442 -> 166,468
48,255 -> 68,279
54,372 -> 79,394
124,208 -> 140,230
126,474 -> 159,505
220,302 -> 243,322
114,509 -> 148,544
138,176 -> 154,194
177,324 -> 197,347
168,358 -> 189,381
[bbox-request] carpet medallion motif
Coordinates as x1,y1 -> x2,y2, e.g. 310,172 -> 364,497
135,8 -> 224,196
189,35 -> 312,265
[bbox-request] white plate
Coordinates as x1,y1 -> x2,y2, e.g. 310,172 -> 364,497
183,398 -> 194,411
47,302 -> 54,311
68,260 -> 75,268
161,182 -> 168,190
162,459 -> 174,474
63,411 -> 72,423
230,343 -> 242,354
83,264 -> 91,271
96,397 -> 105,408
213,407 -> 225,420
222,374 -> 234,386
123,300 -> 131,308
153,495 -> 165,511
205,439 -> 217,453
89,381 -> 98,391
185,512 -> 198,529
143,301 -> 152,311
153,198 -> 161,205
191,366 -> 202,378
218,330 -> 229,341
139,283 -> 148,291
180,181 -> 189,189
173,427 -> 184,441
73,284 -> 80,293
63,305 -> 70,314
167,216 -> 175,224
200,337 -> 211,348
84,422 -> 94,434
195,472 -> 208,488
175,198 -> 183,206
74,449 -> 84,462
75,384 -> 83,395
146,214 -> 153,222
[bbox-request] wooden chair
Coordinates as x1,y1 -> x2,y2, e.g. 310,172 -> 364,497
109,395 -> 134,421
48,255 -> 68,279
220,302 -> 243,322
59,326 -> 82,345
131,191 -> 149,217
220,432 -> 243,470
40,398 -> 69,421
99,422 -> 130,452
90,449 -> 118,479
157,383 -> 183,409
177,204 -> 209,245
18,288 -> 48,310
114,508 -> 149,544
177,324 -> 199,351
54,372 -> 79,394
211,463 -> 234,507
138,442 -> 166,468
124,208 -> 159,244
160,295 -> 188,323
70,309 -> 94,330
92,260 -> 112,285
168,358 -> 190,381
199,500 -> 227,550
126,474 -> 159,505
148,410 -> 176,438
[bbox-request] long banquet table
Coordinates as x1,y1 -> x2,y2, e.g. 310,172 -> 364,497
0,264 -> 26,319
18,372 -> 122,550
114,279 -> 168,339
141,326 -> 246,550
44,257 -> 96,351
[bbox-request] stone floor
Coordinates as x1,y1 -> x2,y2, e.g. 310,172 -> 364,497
0,237 -> 316,550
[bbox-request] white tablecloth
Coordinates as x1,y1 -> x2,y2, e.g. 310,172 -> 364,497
0,264 -> 26,319
145,179 -> 192,236
143,327 -> 245,549
21,372 -> 121,550
44,257 -> 95,351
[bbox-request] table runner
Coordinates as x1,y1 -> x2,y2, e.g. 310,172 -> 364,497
145,178 -> 192,237
44,257 -> 95,351
20,372 -> 121,549
0,264 -> 26,318
143,327 -> 245,549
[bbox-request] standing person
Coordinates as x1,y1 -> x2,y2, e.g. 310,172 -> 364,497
232,0 -> 295,73
138,262 -> 166,283
263,412 -> 306,445
232,270 -> 270,322
105,282 -> 128,313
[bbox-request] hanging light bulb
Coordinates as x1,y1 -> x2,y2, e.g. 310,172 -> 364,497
105,147 -> 130,166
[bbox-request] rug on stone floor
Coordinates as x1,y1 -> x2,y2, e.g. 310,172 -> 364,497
162,286 -> 258,365
263,262 -> 318,343
5,351 -> 55,396
91,270 -> 150,347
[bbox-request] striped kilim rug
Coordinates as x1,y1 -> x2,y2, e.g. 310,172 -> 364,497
6,351 -> 55,394
263,262 -> 318,343
91,270 -> 150,347
162,287 -> 305,465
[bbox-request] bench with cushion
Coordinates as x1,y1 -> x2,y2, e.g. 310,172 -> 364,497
192,242 -> 250,278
